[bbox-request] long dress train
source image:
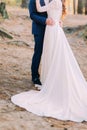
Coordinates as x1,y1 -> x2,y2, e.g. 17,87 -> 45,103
11,0 -> 87,122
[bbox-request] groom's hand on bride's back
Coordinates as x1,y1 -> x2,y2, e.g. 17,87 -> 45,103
46,18 -> 55,25
46,18 -> 63,27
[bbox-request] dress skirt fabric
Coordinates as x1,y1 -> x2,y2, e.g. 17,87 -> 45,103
11,24 -> 87,122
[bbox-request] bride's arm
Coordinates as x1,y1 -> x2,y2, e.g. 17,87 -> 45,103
36,0 -> 56,12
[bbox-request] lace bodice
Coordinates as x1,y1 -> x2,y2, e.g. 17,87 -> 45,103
36,0 -> 62,21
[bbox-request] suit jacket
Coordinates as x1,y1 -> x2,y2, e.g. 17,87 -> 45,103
29,0 -> 47,35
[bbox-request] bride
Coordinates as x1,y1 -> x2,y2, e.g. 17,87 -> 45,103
11,0 -> 87,122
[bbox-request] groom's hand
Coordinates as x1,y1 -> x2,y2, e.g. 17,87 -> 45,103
59,20 -> 63,27
46,18 -> 55,25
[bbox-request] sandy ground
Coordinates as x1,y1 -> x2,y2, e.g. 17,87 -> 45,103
0,6 -> 87,130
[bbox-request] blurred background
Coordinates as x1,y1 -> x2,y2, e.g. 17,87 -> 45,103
66,0 -> 87,15
0,0 -> 87,14
0,0 -> 87,20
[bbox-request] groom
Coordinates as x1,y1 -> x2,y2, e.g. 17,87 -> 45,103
29,0 -> 55,86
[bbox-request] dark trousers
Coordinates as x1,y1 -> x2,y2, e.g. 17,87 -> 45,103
31,33 -> 44,80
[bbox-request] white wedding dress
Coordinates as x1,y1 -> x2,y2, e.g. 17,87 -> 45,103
11,0 -> 87,122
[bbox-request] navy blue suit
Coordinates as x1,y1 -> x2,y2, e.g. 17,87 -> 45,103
29,0 -> 47,80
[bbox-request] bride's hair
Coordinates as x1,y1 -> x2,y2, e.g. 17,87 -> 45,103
61,0 -> 67,19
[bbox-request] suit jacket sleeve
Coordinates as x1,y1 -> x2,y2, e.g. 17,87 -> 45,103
29,0 -> 47,25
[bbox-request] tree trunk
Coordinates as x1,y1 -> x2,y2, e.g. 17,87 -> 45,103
73,0 -> 78,14
77,0 -> 86,14
0,2 -> 8,19
21,0 -> 29,8
73,0 -> 75,14
85,0 -> 87,14
77,0 -> 83,14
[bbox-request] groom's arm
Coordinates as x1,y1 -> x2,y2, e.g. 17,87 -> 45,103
29,0 -> 46,25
